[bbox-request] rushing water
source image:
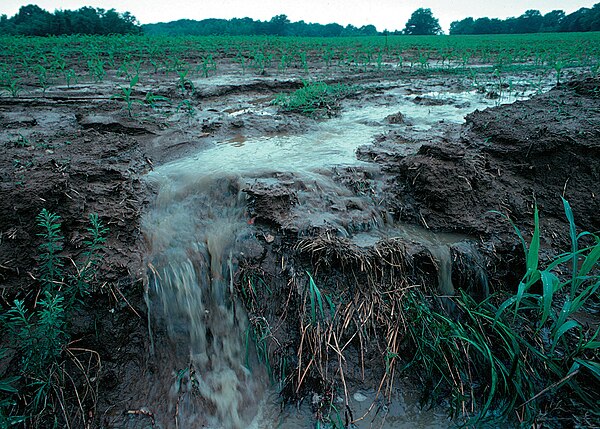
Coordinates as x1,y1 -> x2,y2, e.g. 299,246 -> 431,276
141,87 -> 520,428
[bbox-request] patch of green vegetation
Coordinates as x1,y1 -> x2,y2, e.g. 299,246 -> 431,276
402,199 -> 599,425
0,209 -> 108,427
274,81 -> 358,117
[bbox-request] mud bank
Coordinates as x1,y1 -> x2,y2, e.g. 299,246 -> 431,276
360,78 -> 600,287
1,68 -> 598,428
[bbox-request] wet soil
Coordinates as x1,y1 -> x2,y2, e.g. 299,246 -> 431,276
361,78 -> 600,288
0,63 -> 598,427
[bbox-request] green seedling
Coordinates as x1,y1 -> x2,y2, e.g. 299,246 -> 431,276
111,75 -> 144,117
144,92 -> 170,110
87,58 -> 105,82
176,68 -> 194,94
554,60 -> 565,85
63,69 -> 77,87
34,65 -> 51,94
198,55 -> 217,78
177,99 -> 196,117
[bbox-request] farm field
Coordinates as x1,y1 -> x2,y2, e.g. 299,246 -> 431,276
0,33 -> 599,429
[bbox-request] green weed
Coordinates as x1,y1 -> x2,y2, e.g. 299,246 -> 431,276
0,210 -> 108,425
403,201 -> 599,424
274,81 -> 357,117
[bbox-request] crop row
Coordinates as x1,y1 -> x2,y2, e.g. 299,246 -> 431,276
0,33 -> 598,97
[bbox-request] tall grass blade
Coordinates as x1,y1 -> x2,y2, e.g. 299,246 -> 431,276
578,244 -> 600,279
574,359 -> 600,380
306,271 -> 324,322
527,206 -> 541,274
562,197 -> 579,299
569,280 -> 599,314
552,320 -> 580,351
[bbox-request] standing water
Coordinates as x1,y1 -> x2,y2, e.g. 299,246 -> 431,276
142,88 -> 519,428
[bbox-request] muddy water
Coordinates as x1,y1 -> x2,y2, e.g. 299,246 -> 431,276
352,224 -> 469,296
142,88 -> 522,428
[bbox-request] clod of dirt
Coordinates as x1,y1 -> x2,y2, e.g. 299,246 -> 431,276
412,95 -> 448,106
244,182 -> 299,227
1,112 -> 37,127
385,112 -> 406,124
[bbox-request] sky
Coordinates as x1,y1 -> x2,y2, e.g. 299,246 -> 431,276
0,1 -> 597,33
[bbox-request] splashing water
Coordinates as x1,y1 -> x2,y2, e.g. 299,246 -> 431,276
144,173 -> 264,428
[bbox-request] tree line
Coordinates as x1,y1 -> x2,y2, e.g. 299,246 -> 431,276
0,4 -> 141,36
1,3 -> 600,37
143,15 -> 379,37
450,5 -> 600,35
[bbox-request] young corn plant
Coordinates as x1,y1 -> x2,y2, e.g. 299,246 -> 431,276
144,92 -> 171,111
34,65 -> 50,95
198,55 -> 217,78
111,75 -> 144,117
176,67 -> 194,95
0,69 -> 21,97
553,60 -> 565,85
63,69 -> 77,88
87,58 -> 105,82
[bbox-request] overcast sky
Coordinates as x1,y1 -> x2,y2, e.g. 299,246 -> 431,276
1,1 -> 597,32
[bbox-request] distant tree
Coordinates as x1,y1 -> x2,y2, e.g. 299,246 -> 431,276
322,23 -> 343,37
342,24 -> 359,36
13,4 -> 53,35
589,4 -> 600,30
514,10 -> 543,33
445,3 -> 600,35
560,8 -> 588,32
403,8 -> 441,35
0,4 -> 140,35
450,17 -> 474,35
359,24 -> 378,36
0,14 -> 14,34
541,10 -> 565,32
268,14 -> 289,35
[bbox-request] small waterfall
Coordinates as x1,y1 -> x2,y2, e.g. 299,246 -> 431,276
144,170 -> 265,429
428,244 -> 455,297
136,94 -> 504,427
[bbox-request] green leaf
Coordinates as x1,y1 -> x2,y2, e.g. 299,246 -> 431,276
552,319 -> 580,349
0,375 -> 20,393
574,358 -> 600,380
540,270 -> 558,328
569,280 -> 599,315
526,206 -> 540,274
579,244 -> 600,280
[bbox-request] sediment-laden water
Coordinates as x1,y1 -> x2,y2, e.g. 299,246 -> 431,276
141,88 -> 526,427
